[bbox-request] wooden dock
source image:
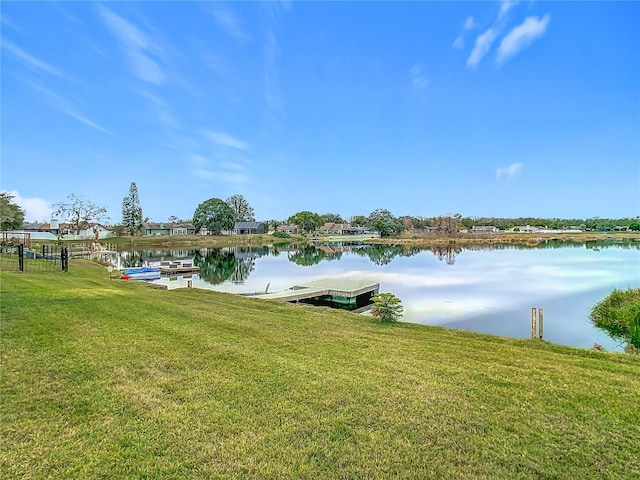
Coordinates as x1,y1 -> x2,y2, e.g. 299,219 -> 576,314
157,260 -> 200,274
256,278 -> 379,305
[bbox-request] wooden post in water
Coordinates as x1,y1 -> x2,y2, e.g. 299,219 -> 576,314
531,308 -> 537,339
538,308 -> 544,339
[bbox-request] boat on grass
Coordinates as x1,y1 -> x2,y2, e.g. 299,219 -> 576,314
121,266 -> 161,281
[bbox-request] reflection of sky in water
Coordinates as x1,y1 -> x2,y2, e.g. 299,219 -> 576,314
149,246 -> 640,351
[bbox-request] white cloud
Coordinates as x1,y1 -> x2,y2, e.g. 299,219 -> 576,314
203,131 -> 249,150
2,41 -> 77,83
221,162 -> 247,172
188,154 -> 249,185
496,162 -> 523,178
140,91 -> 178,129
466,28 -> 498,68
98,6 -> 165,85
188,154 -> 209,167
498,0 -> 519,20
464,16 -> 476,30
410,64 -> 429,90
23,80 -> 109,133
218,172 -> 250,184
211,5 -> 250,42
264,29 -> 285,117
453,16 -> 476,50
192,168 -> 215,181
497,15 -> 550,65
6,190 -> 53,222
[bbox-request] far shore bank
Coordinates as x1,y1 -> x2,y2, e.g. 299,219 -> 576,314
369,231 -> 640,247
55,231 -> 640,249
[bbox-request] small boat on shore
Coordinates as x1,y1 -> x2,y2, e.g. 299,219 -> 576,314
121,266 -> 161,280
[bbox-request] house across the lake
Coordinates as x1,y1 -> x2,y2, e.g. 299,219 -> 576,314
277,224 -> 299,235
233,222 -> 265,235
471,226 -> 499,233
19,220 -> 114,239
315,223 -> 377,236
141,222 -> 196,236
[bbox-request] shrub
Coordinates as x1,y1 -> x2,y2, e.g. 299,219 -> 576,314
272,231 -> 290,239
630,310 -> 640,349
590,287 -> 640,351
371,292 -> 403,323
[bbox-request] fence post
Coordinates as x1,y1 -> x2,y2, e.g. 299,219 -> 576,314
18,244 -> 24,272
538,308 -> 544,339
61,247 -> 68,272
531,307 -> 537,339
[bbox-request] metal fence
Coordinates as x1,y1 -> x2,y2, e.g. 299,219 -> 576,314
0,244 -> 68,273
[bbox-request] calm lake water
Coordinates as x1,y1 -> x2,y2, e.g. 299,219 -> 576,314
112,241 -> 640,351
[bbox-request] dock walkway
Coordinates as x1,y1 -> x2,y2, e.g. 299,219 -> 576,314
257,278 -> 379,303
157,260 -> 200,274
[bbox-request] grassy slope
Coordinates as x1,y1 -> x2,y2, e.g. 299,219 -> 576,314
1,261 -> 639,479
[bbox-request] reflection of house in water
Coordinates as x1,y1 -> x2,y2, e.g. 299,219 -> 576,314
144,249 -> 194,266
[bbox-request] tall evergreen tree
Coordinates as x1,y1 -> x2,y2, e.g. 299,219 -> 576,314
122,182 -> 143,235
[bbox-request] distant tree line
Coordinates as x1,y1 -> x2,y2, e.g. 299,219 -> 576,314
15,184 -> 638,238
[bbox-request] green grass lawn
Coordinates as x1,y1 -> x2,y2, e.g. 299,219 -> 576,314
2,261 -> 639,479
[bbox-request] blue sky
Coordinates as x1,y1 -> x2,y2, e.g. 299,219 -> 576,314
2,1 -> 639,223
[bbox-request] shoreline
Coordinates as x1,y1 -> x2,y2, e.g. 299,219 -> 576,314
47,231 -> 640,250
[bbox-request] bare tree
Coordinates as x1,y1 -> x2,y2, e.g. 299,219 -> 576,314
225,194 -> 255,222
54,194 -> 109,235
433,213 -> 461,237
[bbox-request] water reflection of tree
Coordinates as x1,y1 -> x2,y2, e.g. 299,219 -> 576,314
431,244 -> 462,265
194,247 -> 259,284
288,246 -> 327,266
352,245 -> 420,266
230,256 -> 255,284
194,249 -> 237,284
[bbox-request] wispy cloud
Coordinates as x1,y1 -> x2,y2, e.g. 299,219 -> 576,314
188,154 -> 249,185
467,28 -> 498,68
498,0 -> 519,20
497,15 -> 550,65
25,80 -> 109,133
453,16 -> 477,49
410,64 -> 429,90
98,5 -> 165,85
265,0 -> 292,21
2,40 -> 77,83
217,172 -> 250,185
6,190 -> 53,222
464,16 -> 476,30
264,29 -> 285,117
188,154 -> 215,181
203,131 -> 249,150
211,4 -> 250,42
140,90 -> 179,129
496,162 -> 523,178
1,13 -> 27,35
